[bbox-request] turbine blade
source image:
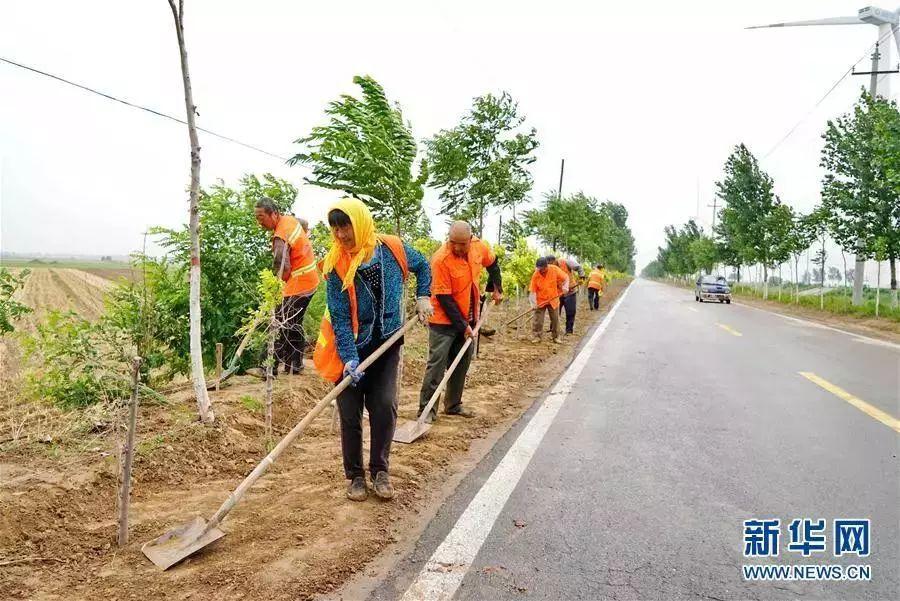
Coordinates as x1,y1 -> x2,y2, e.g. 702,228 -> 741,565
746,16 -> 863,29
894,24 -> 900,55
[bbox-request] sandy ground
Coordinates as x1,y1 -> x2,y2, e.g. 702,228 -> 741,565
0,282 -> 628,600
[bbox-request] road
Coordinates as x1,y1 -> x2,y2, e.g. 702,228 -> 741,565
369,278 -> 899,601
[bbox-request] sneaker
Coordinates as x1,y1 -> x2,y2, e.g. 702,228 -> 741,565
446,407 -> 476,418
373,471 -> 394,500
552,338 -> 561,345
530,337 -> 540,344
347,476 -> 367,502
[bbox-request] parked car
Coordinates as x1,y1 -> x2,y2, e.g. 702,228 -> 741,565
695,275 -> 731,303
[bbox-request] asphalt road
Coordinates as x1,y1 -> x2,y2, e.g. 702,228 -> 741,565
370,279 -> 899,601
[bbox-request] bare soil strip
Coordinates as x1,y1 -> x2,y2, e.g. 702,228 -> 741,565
0,281 -> 627,601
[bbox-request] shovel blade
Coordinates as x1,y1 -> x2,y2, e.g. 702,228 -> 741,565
141,515 -> 226,570
393,420 -> 431,444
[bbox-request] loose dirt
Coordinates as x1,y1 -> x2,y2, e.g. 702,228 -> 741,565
0,281 -> 628,600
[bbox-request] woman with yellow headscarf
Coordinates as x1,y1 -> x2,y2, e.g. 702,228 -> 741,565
319,198 -> 432,502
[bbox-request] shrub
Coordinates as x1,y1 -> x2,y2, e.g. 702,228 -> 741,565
0,268 -> 32,334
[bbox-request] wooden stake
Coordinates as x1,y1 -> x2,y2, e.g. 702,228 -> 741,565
215,343 -> 223,391
117,356 -> 142,547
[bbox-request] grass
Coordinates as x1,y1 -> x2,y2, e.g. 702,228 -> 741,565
730,283 -> 900,322
240,395 -> 263,413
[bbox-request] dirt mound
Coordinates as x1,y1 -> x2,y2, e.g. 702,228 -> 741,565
0,282 -> 628,600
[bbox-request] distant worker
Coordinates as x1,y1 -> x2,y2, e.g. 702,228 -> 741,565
314,198 -> 432,502
587,263 -> 607,310
253,197 -> 319,375
418,221 -> 502,422
529,257 -> 568,344
550,256 -> 584,335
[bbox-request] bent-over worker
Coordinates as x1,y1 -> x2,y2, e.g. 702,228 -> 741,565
551,256 -> 584,335
314,198 -> 432,502
529,257 -> 568,344
587,263 -> 607,311
254,197 -> 319,375
418,221 -> 502,422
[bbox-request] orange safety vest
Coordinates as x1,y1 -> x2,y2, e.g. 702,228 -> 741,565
530,264 -> 567,310
429,238 -> 495,326
274,215 -> 319,297
313,235 -> 408,382
588,269 -> 606,290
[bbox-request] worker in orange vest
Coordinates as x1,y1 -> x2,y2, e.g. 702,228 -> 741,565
587,263 -> 607,310
529,257 -> 568,344
315,198 -> 432,502
418,221 -> 503,422
549,256 -> 584,335
253,197 -> 319,375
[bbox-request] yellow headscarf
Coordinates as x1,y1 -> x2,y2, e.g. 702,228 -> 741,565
321,197 -> 378,291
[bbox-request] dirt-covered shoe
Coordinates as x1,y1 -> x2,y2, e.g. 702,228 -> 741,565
551,337 -> 562,344
480,326 -> 496,337
446,407 -> 476,418
347,476 -> 367,502
373,471 -> 394,500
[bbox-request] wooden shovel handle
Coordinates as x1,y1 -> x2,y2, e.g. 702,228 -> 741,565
417,303 -> 491,425
204,317 -> 419,533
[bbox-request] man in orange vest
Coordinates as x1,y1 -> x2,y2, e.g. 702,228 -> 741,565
549,256 -> 584,335
418,221 -> 502,421
587,263 -> 607,310
254,197 -> 320,375
529,257 -> 568,344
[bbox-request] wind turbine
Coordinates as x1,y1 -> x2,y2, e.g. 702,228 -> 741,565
748,5 -> 900,306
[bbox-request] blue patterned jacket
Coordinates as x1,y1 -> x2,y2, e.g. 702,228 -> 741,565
326,241 -> 431,366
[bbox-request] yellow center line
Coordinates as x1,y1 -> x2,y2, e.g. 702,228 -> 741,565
716,323 -> 742,337
799,372 -> 900,433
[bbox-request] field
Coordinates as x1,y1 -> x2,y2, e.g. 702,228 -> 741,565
0,276 -> 629,600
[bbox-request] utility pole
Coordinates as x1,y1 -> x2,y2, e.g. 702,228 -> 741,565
849,41 -> 899,306
707,196 -> 718,232
557,158 -> 565,201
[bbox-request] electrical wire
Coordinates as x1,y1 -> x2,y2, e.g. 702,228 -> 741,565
0,55 -> 290,162
763,27 -> 898,159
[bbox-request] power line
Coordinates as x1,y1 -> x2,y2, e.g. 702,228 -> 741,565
764,29 -> 897,159
0,56 -> 290,162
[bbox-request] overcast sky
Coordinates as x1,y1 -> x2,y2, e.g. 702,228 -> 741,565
1,1 -> 896,275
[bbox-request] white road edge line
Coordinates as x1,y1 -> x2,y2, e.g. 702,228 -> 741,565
733,301 -> 900,351
400,283 -> 633,601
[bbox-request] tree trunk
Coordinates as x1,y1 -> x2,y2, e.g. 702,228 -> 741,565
778,264 -> 782,301
820,238 -> 826,310
395,214 -> 402,237
876,260 -> 881,317
168,0 -> 213,424
852,253 -> 865,306
736,265 -> 741,283
890,254 -> 898,308
841,250 -> 849,297
793,255 -> 800,304
763,264 -> 769,300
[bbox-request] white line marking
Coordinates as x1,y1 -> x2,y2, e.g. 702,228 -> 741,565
733,301 -> 899,351
400,283 -> 633,601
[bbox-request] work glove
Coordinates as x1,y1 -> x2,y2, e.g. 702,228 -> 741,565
464,325 -> 474,339
415,296 -> 434,324
343,360 -> 364,386
528,292 -> 537,308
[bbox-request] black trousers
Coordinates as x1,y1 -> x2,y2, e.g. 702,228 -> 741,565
419,326 -> 473,418
266,293 -> 312,374
559,293 -> 577,333
337,341 -> 401,480
588,288 -> 600,310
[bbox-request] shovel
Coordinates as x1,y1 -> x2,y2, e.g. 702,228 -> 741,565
142,317 -> 419,570
393,304 -> 491,444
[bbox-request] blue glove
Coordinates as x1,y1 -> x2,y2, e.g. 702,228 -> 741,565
343,360 -> 364,386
